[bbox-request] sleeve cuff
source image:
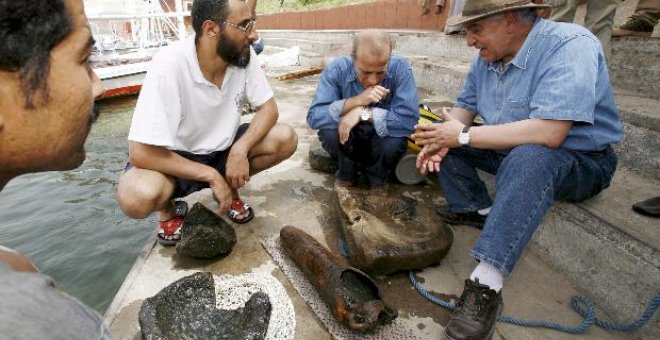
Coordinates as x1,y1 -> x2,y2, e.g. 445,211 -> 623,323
372,107 -> 389,137
329,99 -> 346,123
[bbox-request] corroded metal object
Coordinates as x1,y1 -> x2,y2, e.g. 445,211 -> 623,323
280,226 -> 397,333
176,203 -> 236,259
276,67 -> 324,81
139,272 -> 271,340
336,186 -> 453,276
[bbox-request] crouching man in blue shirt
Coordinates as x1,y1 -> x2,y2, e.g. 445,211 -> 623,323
412,1 -> 623,339
307,30 -> 419,188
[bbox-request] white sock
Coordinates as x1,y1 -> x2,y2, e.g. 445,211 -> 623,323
478,206 -> 491,216
470,262 -> 504,292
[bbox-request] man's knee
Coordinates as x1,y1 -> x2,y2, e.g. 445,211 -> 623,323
117,170 -> 172,219
497,145 -> 563,183
275,124 -> 298,159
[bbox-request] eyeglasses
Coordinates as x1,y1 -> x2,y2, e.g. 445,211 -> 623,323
223,20 -> 256,35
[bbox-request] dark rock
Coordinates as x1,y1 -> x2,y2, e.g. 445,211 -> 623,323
280,226 -> 397,334
309,139 -> 336,173
176,203 -> 236,259
335,186 -> 453,276
139,272 -> 272,340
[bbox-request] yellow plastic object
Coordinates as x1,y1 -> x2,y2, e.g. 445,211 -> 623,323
407,104 -> 443,153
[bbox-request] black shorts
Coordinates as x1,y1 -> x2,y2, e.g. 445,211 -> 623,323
125,123 -> 250,199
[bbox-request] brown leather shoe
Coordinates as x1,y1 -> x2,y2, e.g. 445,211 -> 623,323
444,279 -> 503,340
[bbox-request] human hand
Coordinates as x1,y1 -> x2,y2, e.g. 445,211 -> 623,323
225,148 -> 250,189
416,145 -> 449,175
209,175 -> 233,214
358,85 -> 390,106
412,108 -> 464,150
339,106 -> 362,144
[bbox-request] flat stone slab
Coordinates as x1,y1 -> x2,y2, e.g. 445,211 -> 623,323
336,186 -> 453,276
176,203 -> 237,259
139,272 -> 271,340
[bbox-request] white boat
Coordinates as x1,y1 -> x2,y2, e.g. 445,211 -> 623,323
85,0 -> 191,99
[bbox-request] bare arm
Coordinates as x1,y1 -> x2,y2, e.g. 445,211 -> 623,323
340,85 -> 390,116
224,97 -> 278,189
470,119 -> 573,150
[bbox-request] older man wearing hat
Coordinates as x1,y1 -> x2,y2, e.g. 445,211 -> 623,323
413,0 -> 622,339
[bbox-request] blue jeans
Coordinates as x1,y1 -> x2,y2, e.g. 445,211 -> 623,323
318,125 -> 407,186
438,144 -> 618,276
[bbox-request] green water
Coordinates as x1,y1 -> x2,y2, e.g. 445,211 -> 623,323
0,96 -> 153,313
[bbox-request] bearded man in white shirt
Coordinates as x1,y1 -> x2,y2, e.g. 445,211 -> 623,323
117,0 -> 297,246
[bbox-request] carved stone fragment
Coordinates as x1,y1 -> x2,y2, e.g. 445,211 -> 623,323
336,186 -> 453,275
176,203 -> 236,259
139,272 -> 271,340
280,226 -> 397,334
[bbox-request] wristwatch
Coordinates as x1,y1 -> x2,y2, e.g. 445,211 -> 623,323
360,107 -> 373,122
458,125 -> 471,146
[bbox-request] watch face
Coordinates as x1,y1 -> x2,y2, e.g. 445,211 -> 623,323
458,132 -> 470,145
360,109 -> 370,121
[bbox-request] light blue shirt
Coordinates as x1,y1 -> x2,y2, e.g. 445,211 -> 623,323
307,55 -> 419,138
456,18 -> 622,151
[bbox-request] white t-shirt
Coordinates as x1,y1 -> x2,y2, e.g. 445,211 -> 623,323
128,36 -> 274,154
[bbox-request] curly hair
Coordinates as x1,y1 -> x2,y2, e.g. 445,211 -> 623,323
0,0 -> 72,108
192,0 -> 230,40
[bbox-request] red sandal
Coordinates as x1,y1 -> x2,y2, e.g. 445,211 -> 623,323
157,216 -> 184,246
227,198 -> 255,224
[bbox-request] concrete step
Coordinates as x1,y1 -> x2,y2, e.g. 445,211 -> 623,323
613,94 -> 660,181
530,166 -> 660,339
262,37 -> 350,57
405,55 -> 471,104
260,45 -> 326,69
393,33 -> 477,63
610,37 -> 660,101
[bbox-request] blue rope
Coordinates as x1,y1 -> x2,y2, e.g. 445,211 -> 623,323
408,271 -> 659,334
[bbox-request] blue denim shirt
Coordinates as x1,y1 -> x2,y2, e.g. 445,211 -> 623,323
307,55 -> 419,138
456,18 -> 622,152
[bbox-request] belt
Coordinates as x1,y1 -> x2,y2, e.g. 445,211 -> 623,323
579,145 -> 613,157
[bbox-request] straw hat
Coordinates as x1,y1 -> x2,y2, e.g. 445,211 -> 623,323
446,0 -> 550,26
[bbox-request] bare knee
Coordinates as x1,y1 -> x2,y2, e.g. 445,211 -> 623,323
277,124 -> 298,159
117,170 -> 173,219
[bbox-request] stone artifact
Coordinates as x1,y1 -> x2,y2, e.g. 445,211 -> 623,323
139,272 -> 272,340
308,138 -> 336,174
280,226 -> 397,333
176,203 -> 236,259
336,186 -> 453,275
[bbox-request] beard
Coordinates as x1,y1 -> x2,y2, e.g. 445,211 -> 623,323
216,32 -> 251,68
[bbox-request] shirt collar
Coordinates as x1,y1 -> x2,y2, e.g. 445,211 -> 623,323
488,17 -> 545,72
185,35 -> 214,86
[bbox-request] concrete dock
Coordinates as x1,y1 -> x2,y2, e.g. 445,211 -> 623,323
104,75 -> 649,339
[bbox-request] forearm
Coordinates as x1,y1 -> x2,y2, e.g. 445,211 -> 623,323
470,119 -> 572,149
341,96 -> 365,117
447,107 -> 476,126
128,141 -> 220,183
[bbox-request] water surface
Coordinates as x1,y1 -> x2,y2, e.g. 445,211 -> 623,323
0,96 -> 153,313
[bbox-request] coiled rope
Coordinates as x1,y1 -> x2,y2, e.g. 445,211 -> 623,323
408,271 -> 659,334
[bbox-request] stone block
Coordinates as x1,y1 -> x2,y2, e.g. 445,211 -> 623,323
336,186 -> 453,276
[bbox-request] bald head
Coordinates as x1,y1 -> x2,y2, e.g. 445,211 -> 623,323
351,30 -> 393,61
